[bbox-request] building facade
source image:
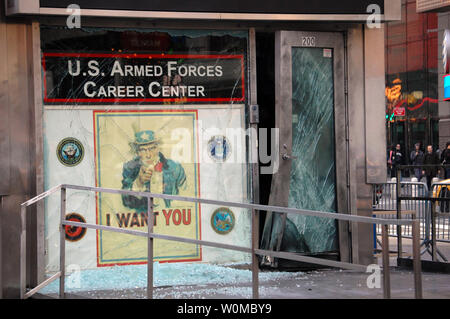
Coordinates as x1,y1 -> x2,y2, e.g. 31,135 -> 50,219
0,0 -> 400,297
385,0 -> 439,160
386,0 -> 450,163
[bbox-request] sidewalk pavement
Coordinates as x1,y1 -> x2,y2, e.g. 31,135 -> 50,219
36,239 -> 450,299
36,267 -> 449,299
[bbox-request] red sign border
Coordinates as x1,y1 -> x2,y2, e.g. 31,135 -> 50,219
42,52 -> 246,104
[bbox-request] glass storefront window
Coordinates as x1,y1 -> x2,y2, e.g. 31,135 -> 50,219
40,26 -> 252,287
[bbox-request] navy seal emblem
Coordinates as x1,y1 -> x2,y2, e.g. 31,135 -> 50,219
207,135 -> 231,162
65,212 -> 87,242
57,137 -> 84,166
211,207 -> 235,235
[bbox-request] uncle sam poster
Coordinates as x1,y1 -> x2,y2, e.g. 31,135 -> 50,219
94,110 -> 201,266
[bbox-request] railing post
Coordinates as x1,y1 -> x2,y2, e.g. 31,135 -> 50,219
396,167 -> 402,259
431,199 -> 437,262
20,205 -> 27,299
59,187 -> 66,299
412,220 -> 423,299
147,196 -> 154,299
381,224 -> 391,299
251,208 -> 259,299
249,26 -> 260,300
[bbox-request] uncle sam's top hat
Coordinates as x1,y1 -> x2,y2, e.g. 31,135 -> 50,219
130,130 -> 161,151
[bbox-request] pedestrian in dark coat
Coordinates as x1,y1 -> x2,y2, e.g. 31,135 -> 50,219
440,142 -> 450,179
387,145 -> 395,177
391,144 -> 405,179
410,142 -> 424,181
422,145 -> 440,190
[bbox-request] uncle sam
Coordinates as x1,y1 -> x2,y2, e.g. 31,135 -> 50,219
121,130 -> 186,210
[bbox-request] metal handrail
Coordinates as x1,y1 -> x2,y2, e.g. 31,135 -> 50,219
20,184 -> 423,300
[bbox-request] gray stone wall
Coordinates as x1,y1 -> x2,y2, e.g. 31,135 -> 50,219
0,6 -> 38,298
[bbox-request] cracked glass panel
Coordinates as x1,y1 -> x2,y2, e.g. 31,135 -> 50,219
261,47 -> 338,263
287,47 -> 338,254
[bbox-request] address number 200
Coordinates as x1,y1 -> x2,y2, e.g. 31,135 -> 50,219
301,36 -> 316,47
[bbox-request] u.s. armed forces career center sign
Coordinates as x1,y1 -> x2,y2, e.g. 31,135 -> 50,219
42,53 -> 245,103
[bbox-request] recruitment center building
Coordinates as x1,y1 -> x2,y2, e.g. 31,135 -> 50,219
0,0 -> 400,297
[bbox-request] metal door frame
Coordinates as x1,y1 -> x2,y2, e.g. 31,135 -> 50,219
269,30 -> 349,261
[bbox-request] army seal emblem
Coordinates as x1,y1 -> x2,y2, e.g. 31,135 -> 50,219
211,207 -> 235,235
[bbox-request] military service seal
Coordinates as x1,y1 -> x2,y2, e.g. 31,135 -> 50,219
57,137 -> 84,167
211,207 -> 235,235
207,135 -> 231,162
64,212 -> 87,242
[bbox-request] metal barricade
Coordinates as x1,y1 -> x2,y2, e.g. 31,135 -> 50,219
426,182 -> 450,262
373,180 -> 450,245
373,164 -> 450,264
20,184 -> 423,300
373,181 -> 429,240
430,182 -> 450,243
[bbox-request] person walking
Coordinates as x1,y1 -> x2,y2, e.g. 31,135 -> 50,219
387,145 -> 395,178
391,144 -> 404,179
436,145 -> 441,163
410,142 -> 424,181
422,145 -> 440,191
441,142 -> 450,179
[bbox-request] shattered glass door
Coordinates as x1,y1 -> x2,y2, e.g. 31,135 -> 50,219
287,47 -> 338,253
261,32 -> 342,268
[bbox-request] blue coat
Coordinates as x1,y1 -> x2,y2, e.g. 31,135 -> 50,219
121,152 -> 186,210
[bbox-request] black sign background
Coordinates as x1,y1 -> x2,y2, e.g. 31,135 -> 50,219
40,0 -> 384,15
43,53 -> 245,104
